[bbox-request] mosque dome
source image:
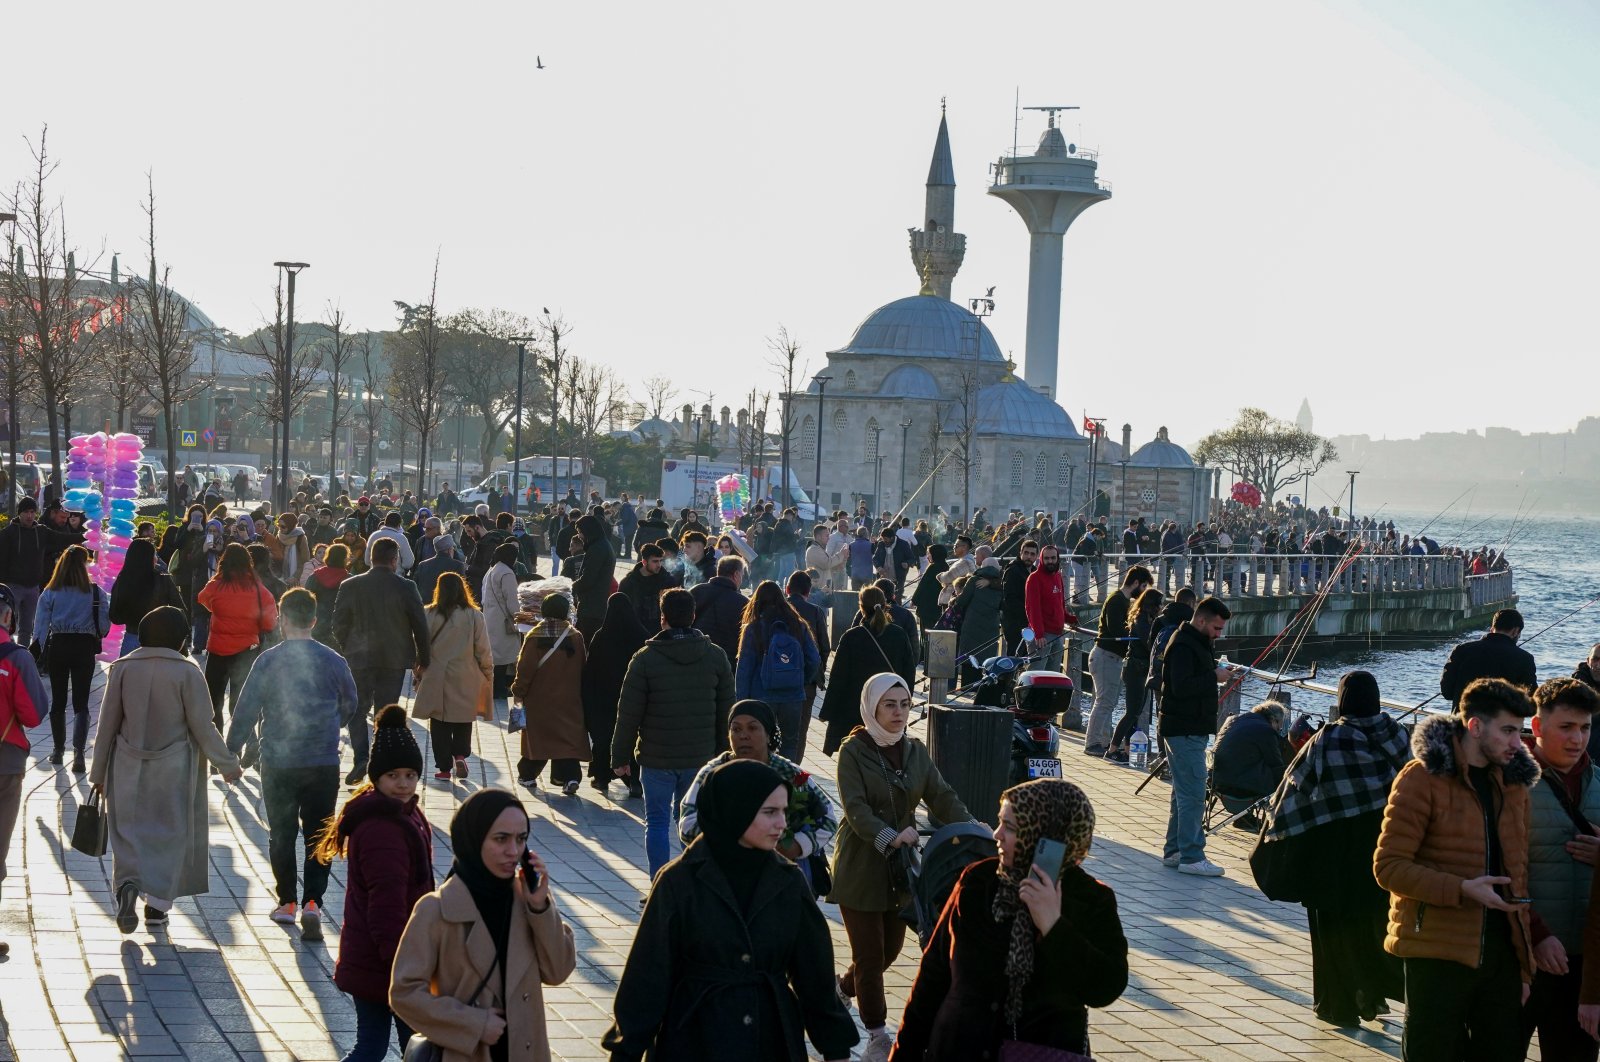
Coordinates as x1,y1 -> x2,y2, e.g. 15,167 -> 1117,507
876,365 -> 942,399
831,294 -> 1005,363
1128,427 -> 1194,468
633,417 -> 677,442
941,380 -> 1081,440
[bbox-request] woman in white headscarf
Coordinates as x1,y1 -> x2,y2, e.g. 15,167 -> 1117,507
827,673 -> 971,1062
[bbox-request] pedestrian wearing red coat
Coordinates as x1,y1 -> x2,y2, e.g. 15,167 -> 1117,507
1023,545 -> 1076,673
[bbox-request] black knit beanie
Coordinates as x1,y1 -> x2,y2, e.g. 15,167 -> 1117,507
730,699 -> 782,753
1336,671 -> 1382,718
369,704 -> 424,781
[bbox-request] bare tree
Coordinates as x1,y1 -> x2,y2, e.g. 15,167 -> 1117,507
1,127 -> 106,480
643,375 -> 678,421
441,307 -> 541,471
126,176 -> 204,513
98,285 -> 141,433
244,280 -> 322,489
767,327 -> 807,510
568,358 -> 627,498
951,369 -> 980,524
538,311 -> 574,498
320,304 -> 361,485
357,335 -> 382,487
390,254 -> 446,495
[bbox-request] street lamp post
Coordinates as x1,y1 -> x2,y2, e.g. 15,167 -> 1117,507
1345,469 -> 1359,526
754,409 -> 767,505
965,290 -> 995,523
272,260 -> 309,513
510,335 -> 536,516
898,418 -> 913,511
1119,459 -> 1130,529
811,375 -> 831,514
691,408 -> 705,510
1,210 -> 18,516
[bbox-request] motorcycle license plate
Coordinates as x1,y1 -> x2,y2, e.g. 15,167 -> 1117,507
1027,758 -> 1063,779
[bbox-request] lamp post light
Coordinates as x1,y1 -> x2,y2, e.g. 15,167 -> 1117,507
1345,469 -> 1359,525
272,260 -> 309,513
691,406 -> 707,510
811,375 -> 832,514
898,418 -> 913,511
965,290 -> 995,522
1,211 -> 18,516
510,335 -> 536,516
754,409 -> 767,505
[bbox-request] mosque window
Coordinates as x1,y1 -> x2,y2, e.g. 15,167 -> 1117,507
865,418 -> 880,462
1057,454 -> 1071,487
833,408 -> 848,433
801,416 -> 816,461
919,448 -> 931,477
1034,453 -> 1047,488
845,370 -> 858,391
1010,450 -> 1024,489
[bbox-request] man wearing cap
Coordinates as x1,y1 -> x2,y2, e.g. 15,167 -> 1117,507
351,496 -> 380,538
0,497 -> 86,645
0,584 -> 46,958
411,534 -> 466,606
1441,609 -> 1539,709
405,508 -> 434,562
226,588 -> 358,940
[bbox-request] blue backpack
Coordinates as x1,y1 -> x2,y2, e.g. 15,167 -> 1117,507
759,620 -> 806,700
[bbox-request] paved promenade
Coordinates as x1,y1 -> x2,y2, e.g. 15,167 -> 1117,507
0,582 -> 1454,1060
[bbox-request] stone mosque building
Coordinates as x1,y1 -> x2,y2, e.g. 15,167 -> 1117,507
786,107 -> 1214,528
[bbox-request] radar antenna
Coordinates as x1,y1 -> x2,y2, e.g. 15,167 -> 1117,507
1024,105 -> 1080,128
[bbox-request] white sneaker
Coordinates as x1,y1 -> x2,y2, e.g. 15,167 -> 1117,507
859,1028 -> 894,1062
1177,859 -> 1226,877
1161,854 -> 1180,868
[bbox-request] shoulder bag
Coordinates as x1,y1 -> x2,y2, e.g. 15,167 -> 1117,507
401,957 -> 499,1062
509,626 -> 570,734
1000,1029 -> 1092,1062
493,571 -> 518,638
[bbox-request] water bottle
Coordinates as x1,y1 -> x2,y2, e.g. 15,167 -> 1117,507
1130,729 -> 1149,770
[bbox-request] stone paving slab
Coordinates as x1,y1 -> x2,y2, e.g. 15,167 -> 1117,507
0,561 -> 1536,1060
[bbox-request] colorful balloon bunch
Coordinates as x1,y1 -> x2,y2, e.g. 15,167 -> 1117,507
64,432 -> 144,658
1230,481 -> 1264,509
715,474 -> 747,526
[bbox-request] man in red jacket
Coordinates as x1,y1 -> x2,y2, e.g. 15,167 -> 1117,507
0,583 -> 46,958
1024,544 -> 1076,673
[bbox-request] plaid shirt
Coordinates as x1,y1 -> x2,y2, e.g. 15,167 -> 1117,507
1263,713 -> 1413,842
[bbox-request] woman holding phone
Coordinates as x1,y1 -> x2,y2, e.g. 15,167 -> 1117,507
889,778 -> 1129,1061
389,788 -> 577,1062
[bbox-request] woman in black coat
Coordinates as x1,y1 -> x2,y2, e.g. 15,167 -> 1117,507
582,593 -> 649,797
633,508 -> 671,553
892,779 -> 1128,1061
909,543 -> 948,634
819,585 -> 916,755
603,760 -> 858,1062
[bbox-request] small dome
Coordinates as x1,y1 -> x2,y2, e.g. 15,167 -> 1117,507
942,381 -> 1080,440
877,365 -> 942,399
1129,427 -> 1194,468
633,417 -> 677,441
832,294 -> 1005,363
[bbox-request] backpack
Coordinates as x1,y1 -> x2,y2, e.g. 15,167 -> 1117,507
759,619 -> 806,699
848,539 -> 875,581
1146,621 -> 1182,692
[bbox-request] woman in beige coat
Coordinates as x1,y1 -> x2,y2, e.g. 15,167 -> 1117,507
89,607 -> 242,934
512,594 -> 590,796
481,546 -> 523,699
412,572 -> 494,782
390,788 -> 576,1062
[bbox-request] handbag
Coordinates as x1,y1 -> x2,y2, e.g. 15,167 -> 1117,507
999,1040 -> 1092,1062
71,787 -> 109,857
509,628 -> 570,735
1247,825 -> 1308,903
400,958 -> 498,1062
805,852 -> 833,900
493,574 -> 518,638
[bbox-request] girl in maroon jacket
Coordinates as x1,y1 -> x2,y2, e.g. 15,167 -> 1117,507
314,706 -> 434,1061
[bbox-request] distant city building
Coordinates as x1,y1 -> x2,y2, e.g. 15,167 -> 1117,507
1296,398 -> 1313,434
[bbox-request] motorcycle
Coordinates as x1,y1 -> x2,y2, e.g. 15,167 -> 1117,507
967,647 -> 1073,783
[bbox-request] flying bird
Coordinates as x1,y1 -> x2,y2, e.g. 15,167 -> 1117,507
986,286 -> 995,297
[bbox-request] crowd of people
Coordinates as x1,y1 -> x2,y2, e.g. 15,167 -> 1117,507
0,471 -> 1585,1061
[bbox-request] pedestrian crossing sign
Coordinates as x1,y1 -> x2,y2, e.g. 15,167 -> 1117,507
181,429 -> 198,447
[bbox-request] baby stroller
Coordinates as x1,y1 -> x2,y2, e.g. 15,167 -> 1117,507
900,822 -> 998,948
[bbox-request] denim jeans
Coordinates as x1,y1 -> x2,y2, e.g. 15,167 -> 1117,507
342,993 -> 414,1062
1162,735 -> 1209,864
641,766 -> 697,878
12,584 -> 40,646
349,667 -> 405,769
263,765 -> 339,906
769,700 -> 806,762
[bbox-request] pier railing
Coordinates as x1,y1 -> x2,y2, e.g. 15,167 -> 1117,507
1057,552 -> 1506,603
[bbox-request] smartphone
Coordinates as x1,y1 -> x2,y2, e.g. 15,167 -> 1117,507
520,848 -> 541,892
1032,838 -> 1068,884
1506,896 -> 1534,905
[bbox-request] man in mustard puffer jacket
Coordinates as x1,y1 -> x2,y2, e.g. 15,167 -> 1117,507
1375,677 -> 1538,1060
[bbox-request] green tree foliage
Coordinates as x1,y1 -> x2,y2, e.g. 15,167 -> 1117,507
1194,407 -> 1337,505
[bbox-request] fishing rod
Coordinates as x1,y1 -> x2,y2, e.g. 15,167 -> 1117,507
1415,484 -> 1478,539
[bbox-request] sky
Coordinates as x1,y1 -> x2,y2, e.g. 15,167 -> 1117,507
4,0 -> 1596,450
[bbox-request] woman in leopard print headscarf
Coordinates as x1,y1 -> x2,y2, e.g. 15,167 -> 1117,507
890,779 -> 1129,1062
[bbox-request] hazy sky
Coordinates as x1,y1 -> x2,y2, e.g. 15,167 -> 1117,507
5,1 -> 1595,449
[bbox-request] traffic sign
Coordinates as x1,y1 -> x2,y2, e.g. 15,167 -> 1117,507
23,451 -> 35,463
202,428 -> 216,443
180,430 -> 198,447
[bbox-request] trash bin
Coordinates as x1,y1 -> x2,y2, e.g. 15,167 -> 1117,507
927,704 -> 1012,826
828,589 -> 858,650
